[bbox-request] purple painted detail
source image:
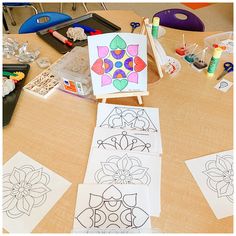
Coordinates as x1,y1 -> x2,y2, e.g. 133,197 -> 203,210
124,57 -> 133,71
104,58 -> 113,73
113,69 -> 127,79
111,50 -> 125,60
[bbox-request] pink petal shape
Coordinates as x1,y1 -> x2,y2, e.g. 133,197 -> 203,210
127,45 -> 139,56
101,74 -> 112,86
128,72 -> 138,83
97,46 -> 109,58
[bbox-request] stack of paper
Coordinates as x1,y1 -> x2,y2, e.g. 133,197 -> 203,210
72,103 -> 163,232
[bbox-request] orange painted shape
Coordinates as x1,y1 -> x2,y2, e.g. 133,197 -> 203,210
182,3 -> 212,10
64,80 -> 77,93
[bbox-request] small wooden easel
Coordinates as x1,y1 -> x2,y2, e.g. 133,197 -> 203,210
97,17 -> 163,105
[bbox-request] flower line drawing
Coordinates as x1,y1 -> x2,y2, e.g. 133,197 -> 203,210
75,185 -> 149,229
100,107 -> 158,132
94,154 -> 151,185
91,34 -> 147,92
3,165 -> 51,218
97,131 -> 151,152
203,154 -> 233,203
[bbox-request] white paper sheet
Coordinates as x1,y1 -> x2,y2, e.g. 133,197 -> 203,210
91,127 -> 162,154
88,33 -> 147,96
185,150 -> 233,219
214,78 -> 233,93
96,103 -> 161,134
3,152 -> 72,233
73,184 -> 151,232
84,148 -> 161,217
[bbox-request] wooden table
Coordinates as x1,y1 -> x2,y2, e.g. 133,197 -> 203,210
3,10 -> 233,233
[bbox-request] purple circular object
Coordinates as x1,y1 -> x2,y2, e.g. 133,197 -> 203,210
124,57 -> 133,71
113,69 -> 126,79
111,50 -> 125,60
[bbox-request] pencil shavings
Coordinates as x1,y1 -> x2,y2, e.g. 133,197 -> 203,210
66,27 -> 87,42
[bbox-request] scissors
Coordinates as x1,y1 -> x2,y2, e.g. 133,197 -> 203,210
217,62 -> 234,80
130,22 -> 140,33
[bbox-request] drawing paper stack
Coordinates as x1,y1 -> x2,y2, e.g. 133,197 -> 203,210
72,103 -> 163,232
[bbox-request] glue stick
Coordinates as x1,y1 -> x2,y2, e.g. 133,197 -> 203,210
207,47 -> 223,77
151,17 -> 160,39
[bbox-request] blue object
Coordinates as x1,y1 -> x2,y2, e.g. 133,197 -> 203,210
19,12 -> 72,34
3,2 -> 32,6
223,62 -> 233,73
130,22 -> 140,31
153,9 -> 205,32
115,61 -> 123,68
72,23 -> 96,33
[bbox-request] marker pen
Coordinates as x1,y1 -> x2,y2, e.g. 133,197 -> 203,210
151,17 -> 160,39
48,29 -> 73,47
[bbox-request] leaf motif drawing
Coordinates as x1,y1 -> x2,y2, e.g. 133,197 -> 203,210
3,165 -> 51,218
203,154 -> 234,203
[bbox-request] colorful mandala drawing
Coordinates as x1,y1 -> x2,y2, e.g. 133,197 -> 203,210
203,154 -> 233,203
3,165 -> 51,218
75,185 -> 149,229
94,154 -> 151,184
100,106 -> 158,132
91,35 -> 147,92
97,131 -> 151,152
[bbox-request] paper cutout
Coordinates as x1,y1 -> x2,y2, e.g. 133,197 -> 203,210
214,78 -> 233,92
88,33 -> 147,95
185,150 -> 233,219
91,127 -> 162,154
73,184 -> 151,231
3,152 -> 71,233
84,149 -> 161,216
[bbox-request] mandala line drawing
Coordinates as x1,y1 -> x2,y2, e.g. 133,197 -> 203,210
202,154 -> 233,203
100,107 -> 158,132
75,185 -> 149,229
94,154 -> 151,185
97,131 -> 151,152
3,165 -> 51,218
91,34 -> 147,92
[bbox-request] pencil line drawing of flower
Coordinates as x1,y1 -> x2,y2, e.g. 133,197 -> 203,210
203,154 -> 233,203
3,165 -> 51,218
95,154 -> 151,185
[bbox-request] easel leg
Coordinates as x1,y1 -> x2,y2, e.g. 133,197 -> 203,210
102,98 -> 107,103
137,96 -> 143,105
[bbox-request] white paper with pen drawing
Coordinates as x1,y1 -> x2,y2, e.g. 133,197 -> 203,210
73,184 -> 151,232
83,148 -> 161,216
3,152 -> 71,233
88,33 -> 147,96
185,150 -> 233,219
91,126 -> 162,154
96,103 -> 161,133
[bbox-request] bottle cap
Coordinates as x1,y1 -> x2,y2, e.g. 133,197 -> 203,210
213,47 -> 223,58
152,17 -> 160,26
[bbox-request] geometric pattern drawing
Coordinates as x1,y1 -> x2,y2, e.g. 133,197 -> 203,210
203,154 -> 233,203
94,154 -> 151,185
97,131 -> 151,152
91,35 -> 146,92
100,107 -> 157,132
3,165 -> 51,218
75,185 -> 149,229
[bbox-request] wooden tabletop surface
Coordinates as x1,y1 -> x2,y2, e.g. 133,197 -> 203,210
3,10 -> 233,233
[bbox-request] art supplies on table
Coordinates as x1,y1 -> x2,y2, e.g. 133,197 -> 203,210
204,31 -> 233,55
48,29 -> 73,47
192,47 -> 208,71
3,152 -> 71,233
175,34 -> 187,56
207,47 -> 223,77
52,46 -> 93,98
165,56 -> 181,77
185,150 -> 233,219
23,57 -> 65,98
3,64 -> 30,126
151,17 -> 160,39
130,21 -> 140,33
37,13 -> 121,54
214,78 -> 233,92
216,62 -> 233,80
73,184 -> 151,232
88,33 -> 148,98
